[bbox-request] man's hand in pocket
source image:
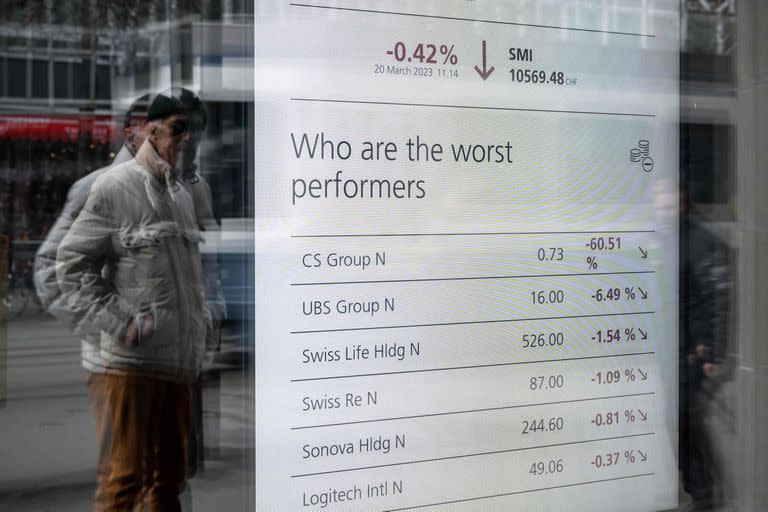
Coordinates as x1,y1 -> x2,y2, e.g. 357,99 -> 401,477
124,314 -> 155,347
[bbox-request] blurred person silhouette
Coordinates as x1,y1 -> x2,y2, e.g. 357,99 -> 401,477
177,89 -> 225,326
54,92 -> 215,512
34,94 -> 152,511
679,182 -> 733,509
176,88 -> 226,478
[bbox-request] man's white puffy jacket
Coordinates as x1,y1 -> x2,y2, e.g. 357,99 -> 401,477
56,139 -> 212,382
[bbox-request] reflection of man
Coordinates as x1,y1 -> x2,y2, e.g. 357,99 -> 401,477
679,186 -> 732,508
34,94 -> 151,510
36,94 -> 151,313
56,93 -> 213,511
695,0 -> 734,14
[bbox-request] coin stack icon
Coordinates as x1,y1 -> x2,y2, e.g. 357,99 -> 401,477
629,139 -> 653,171
638,139 -> 650,157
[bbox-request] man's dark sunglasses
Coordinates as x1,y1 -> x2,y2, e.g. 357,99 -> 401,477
169,120 -> 188,136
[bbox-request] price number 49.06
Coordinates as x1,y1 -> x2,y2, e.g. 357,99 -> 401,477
530,459 -> 564,476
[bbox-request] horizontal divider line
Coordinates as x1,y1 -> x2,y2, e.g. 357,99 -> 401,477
291,97 -> 656,118
291,311 -> 655,334
291,270 -> 655,286
289,3 -> 656,38
382,473 -> 655,511
291,351 -> 655,382
290,432 -> 655,478
292,230 -> 656,238
290,391 -> 655,430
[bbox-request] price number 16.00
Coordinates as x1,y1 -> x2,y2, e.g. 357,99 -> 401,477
531,289 -> 565,305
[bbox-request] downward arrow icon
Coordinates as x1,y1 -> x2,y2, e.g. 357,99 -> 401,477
638,287 -> 648,299
639,450 -> 648,462
638,369 -> 648,380
474,40 -> 495,81
638,409 -> 648,421
639,247 -> 648,258
638,328 -> 648,340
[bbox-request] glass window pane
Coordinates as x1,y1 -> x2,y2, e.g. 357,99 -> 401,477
7,58 -> 26,97
1,1 -> 767,511
31,60 -> 48,98
72,60 -> 88,99
94,64 -> 110,100
53,61 -> 69,98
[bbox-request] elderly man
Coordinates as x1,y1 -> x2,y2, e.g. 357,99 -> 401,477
56,93 -> 213,512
